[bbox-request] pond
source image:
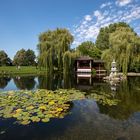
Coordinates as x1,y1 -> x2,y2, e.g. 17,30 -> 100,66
0,74 -> 140,140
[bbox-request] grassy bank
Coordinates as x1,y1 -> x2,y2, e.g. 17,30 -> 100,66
0,66 -> 47,76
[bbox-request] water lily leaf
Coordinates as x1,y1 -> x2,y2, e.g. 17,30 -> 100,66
56,108 -> 63,112
48,101 -> 55,105
39,105 -> 47,110
15,109 -> 22,113
0,130 -> 6,135
13,113 -> 21,118
0,89 -> 85,125
31,116 -> 40,122
26,106 -> 34,110
42,118 -> 50,122
20,120 -> 30,125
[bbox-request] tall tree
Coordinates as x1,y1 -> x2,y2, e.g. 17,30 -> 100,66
102,26 -> 140,74
25,49 -> 36,66
37,28 -> 73,72
96,27 -> 109,50
0,50 -> 12,66
96,22 -> 132,50
77,41 -> 102,59
13,49 -> 26,66
13,49 -> 36,66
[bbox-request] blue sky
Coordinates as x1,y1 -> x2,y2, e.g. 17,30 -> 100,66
0,0 -> 140,59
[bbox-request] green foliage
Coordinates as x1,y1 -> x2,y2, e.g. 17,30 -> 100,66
87,91 -> 120,106
63,51 -> 71,76
38,28 -> 74,72
13,49 -> 36,66
0,66 -> 48,76
96,27 -> 109,50
0,50 -> 12,66
25,49 -> 36,66
13,49 -> 26,66
77,41 -> 102,59
96,22 -> 132,50
91,69 -> 96,76
101,49 -> 113,72
101,23 -> 140,74
63,51 -> 72,88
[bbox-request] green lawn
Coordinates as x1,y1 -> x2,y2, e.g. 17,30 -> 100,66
0,66 -> 47,76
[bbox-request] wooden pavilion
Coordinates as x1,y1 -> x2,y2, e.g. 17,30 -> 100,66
75,56 -> 106,77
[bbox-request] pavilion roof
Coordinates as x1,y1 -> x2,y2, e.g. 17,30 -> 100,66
93,60 -> 104,63
75,56 -> 93,61
75,56 -> 104,63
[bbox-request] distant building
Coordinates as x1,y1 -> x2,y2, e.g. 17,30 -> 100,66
75,56 -> 106,77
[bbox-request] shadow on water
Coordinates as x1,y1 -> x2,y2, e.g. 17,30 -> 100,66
0,73 -> 140,140
0,77 -> 11,89
37,73 -> 63,90
13,76 -> 36,90
37,72 -> 76,90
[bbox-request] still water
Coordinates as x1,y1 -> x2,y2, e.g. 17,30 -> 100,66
0,75 -> 140,140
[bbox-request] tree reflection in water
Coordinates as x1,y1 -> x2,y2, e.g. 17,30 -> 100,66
13,76 -> 36,90
0,77 -> 11,89
96,77 -> 140,120
37,72 -> 75,90
0,73 -> 140,122
37,74 -> 63,90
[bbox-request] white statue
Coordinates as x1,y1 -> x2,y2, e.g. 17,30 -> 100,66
110,59 -> 117,78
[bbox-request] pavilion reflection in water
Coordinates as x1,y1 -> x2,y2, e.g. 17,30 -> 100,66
76,73 -> 92,90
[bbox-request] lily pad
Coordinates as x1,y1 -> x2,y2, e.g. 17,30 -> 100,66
0,89 -> 85,125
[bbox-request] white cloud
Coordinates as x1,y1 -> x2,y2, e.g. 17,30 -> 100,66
100,2 -> 112,8
72,1 -> 140,47
84,15 -> 92,21
116,0 -> 133,6
94,10 -> 104,21
94,10 -> 100,17
119,6 -> 140,22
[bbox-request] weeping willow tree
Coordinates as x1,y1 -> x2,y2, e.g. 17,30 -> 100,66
101,49 -> 113,74
37,28 -> 74,73
63,51 -> 72,88
63,50 -> 80,88
102,26 -> 140,75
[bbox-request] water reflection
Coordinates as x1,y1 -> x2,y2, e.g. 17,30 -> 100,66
97,77 -> 140,120
0,74 -> 140,122
37,73 -> 76,90
0,77 -> 11,89
38,74 -> 64,90
0,74 -> 140,140
13,76 -> 36,90
75,74 -> 140,121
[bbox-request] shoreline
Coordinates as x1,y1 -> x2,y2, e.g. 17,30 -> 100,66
118,73 -> 140,76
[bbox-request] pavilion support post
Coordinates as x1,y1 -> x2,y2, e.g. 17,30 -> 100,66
90,60 -> 92,69
77,77 -> 79,84
99,64 -> 100,78
89,77 -> 92,85
77,61 -> 79,69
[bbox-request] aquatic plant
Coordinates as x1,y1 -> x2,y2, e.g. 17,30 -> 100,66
91,69 -> 96,76
87,91 -> 120,106
0,89 -> 85,125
